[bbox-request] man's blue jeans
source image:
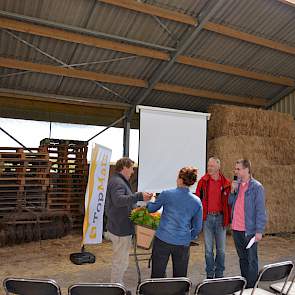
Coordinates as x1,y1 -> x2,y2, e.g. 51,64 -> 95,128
203,213 -> 226,278
232,230 -> 258,288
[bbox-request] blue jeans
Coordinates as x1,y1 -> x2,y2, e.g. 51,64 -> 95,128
204,214 -> 226,278
232,230 -> 258,288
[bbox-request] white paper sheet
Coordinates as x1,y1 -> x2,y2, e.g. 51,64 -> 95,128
246,236 -> 256,249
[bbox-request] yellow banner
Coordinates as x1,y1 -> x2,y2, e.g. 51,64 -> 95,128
82,144 -> 112,244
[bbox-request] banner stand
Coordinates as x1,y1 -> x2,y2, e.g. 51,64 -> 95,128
70,144 -> 112,265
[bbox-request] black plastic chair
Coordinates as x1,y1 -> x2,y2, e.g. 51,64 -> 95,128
270,272 -> 295,295
3,277 -> 61,295
137,277 -> 192,295
237,261 -> 294,295
69,283 -> 127,295
195,276 -> 246,295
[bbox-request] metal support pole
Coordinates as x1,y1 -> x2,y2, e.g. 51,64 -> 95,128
123,112 -> 131,157
87,115 -> 126,143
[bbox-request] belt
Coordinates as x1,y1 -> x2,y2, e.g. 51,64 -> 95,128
207,211 -> 222,215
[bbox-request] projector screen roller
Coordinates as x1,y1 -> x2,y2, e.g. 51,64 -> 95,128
137,106 -> 209,193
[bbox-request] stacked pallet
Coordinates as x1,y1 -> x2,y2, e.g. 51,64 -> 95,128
0,147 -> 49,217
208,104 -> 295,234
40,138 -> 88,229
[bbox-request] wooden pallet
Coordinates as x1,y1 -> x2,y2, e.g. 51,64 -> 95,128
40,138 -> 88,229
0,147 -> 50,217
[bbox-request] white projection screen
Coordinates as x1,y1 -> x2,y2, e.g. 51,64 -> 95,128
137,105 -> 209,193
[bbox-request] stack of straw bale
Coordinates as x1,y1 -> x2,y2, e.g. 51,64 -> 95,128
208,105 -> 295,234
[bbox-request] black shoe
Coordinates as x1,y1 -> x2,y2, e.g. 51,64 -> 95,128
206,276 -> 214,279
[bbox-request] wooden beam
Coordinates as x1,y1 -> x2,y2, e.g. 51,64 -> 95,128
0,96 -> 122,117
0,17 -> 168,60
2,17 -> 294,87
0,96 -> 127,126
98,0 -> 295,56
204,22 -> 295,56
154,83 -> 268,106
98,0 -> 197,26
0,57 -> 147,88
0,57 -> 269,106
176,56 -> 295,87
0,88 -> 130,109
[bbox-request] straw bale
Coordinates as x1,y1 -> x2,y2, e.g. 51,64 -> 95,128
255,165 -> 295,234
208,104 -> 295,140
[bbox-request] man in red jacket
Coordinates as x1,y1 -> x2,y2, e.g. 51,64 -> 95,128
196,157 -> 231,279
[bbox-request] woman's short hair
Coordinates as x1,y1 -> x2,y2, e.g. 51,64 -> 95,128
115,157 -> 134,172
178,166 -> 198,186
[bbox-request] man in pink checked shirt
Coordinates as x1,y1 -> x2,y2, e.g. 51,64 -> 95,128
229,159 -> 267,288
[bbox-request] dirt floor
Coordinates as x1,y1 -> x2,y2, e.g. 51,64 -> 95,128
0,232 -> 294,295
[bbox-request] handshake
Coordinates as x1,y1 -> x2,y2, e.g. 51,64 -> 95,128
142,192 -> 155,202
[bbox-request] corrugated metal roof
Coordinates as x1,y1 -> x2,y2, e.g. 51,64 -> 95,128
0,30 -> 78,65
184,30 -> 295,79
67,45 -> 161,79
0,0 -> 295,124
144,0 -> 209,17
0,0 -> 96,27
162,64 -> 284,99
211,0 -> 295,45
57,78 -> 139,102
87,2 -> 188,49
0,67 -> 62,93
0,67 -> 139,103
0,29 -> 162,79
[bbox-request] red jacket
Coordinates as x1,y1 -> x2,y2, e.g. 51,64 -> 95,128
195,173 -> 231,226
